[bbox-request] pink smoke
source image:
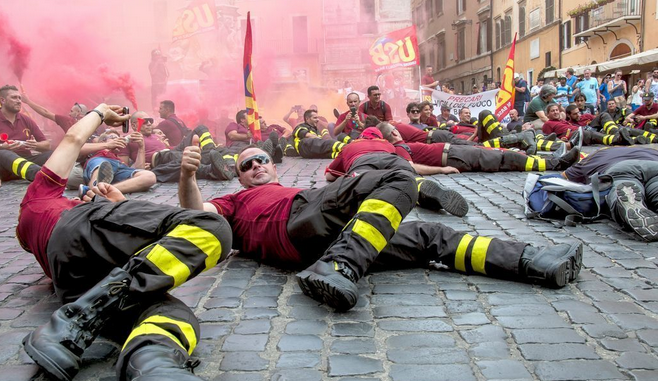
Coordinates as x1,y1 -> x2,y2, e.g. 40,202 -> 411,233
99,65 -> 139,110
0,13 -> 31,82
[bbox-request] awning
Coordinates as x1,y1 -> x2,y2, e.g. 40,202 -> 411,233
542,49 -> 658,78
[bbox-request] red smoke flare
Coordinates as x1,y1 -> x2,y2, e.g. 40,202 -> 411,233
99,65 -> 138,110
8,36 -> 31,82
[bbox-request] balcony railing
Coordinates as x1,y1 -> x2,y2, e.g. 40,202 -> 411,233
587,0 -> 640,29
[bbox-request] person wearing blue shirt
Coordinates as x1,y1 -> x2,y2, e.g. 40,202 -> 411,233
574,69 -> 600,111
565,68 -> 578,103
556,77 -> 572,108
599,74 -> 611,112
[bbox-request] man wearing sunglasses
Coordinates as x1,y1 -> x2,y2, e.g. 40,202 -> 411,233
179,144 -> 583,312
287,109 -> 346,159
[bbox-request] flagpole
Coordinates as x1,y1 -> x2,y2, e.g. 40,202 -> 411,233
418,65 -> 422,102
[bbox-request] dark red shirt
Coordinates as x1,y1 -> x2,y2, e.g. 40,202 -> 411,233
359,101 -> 393,122
225,122 -> 250,147
634,102 -> 658,129
209,183 -> 303,263
335,110 -> 366,135
420,114 -> 439,127
156,114 -> 187,146
394,123 -> 428,143
83,150 -> 123,169
328,138 -> 411,174
542,120 -> 575,139
54,114 -> 76,132
17,166 -> 81,278
395,142 -> 446,166
119,134 -> 166,164
422,74 -> 436,96
0,111 -> 47,156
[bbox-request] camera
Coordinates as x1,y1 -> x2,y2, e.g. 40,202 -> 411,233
122,106 -> 130,134
350,106 -> 357,116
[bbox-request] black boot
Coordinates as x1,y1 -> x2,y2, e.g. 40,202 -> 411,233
519,130 -> 537,155
208,151 -> 234,180
418,180 -> 469,217
122,345 -> 203,381
296,260 -> 359,311
258,138 -> 276,158
607,181 -> 658,242
23,268 -> 132,381
547,147 -> 580,170
544,132 -> 557,141
269,131 -> 283,163
617,128 -> 634,145
568,127 -> 583,151
519,242 -> 583,288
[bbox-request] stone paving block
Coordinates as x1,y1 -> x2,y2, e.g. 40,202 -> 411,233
623,289 -> 659,302
330,338 -> 376,354
276,352 -> 320,369
234,319 -> 271,335
468,341 -> 511,359
200,324 -> 232,340
328,355 -> 383,377
491,304 -> 557,316
592,300 -> 645,314
459,325 -> 507,344
534,360 -> 625,380
198,309 -> 235,323
581,323 -> 628,339
372,284 -> 436,294
511,328 -> 585,344
370,294 -> 442,306
331,322 -> 374,337
386,333 -> 455,348
373,306 -> 446,319
630,370 -> 659,381
444,300 -> 483,314
212,373 -> 264,381
377,319 -> 453,332
221,334 -> 268,352
270,369 -> 322,381
289,305 -> 329,320
487,293 -> 546,305
608,313 -> 657,330
389,364 -> 476,381
244,296 -> 279,308
204,297 -> 241,309
519,344 -> 600,360
387,347 -> 470,364
477,359 -> 532,379
243,308 -> 279,320
636,329 -> 658,348
277,335 -> 323,352
496,314 -> 570,329
219,352 -> 268,371
285,320 -> 327,335
443,290 -> 478,300
615,352 -> 658,370
451,312 -> 490,326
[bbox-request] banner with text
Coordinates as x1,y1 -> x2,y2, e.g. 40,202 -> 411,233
422,87 -> 499,119
369,26 -> 420,73
172,0 -> 218,41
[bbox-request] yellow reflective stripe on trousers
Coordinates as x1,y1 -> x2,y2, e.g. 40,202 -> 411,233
416,177 -> 424,192
352,219 -> 387,252
483,141 -> 492,148
482,114 -> 494,127
140,315 -> 198,354
358,199 -> 402,231
543,141 -> 553,151
455,234 -> 474,272
20,162 -> 33,179
294,138 -> 301,153
604,135 -> 613,145
537,158 -> 546,171
145,244 -> 191,288
493,139 -> 500,148
12,158 -> 26,176
470,236 -> 492,275
525,157 -> 534,171
166,224 -> 222,270
122,323 -> 187,353
486,121 -> 500,134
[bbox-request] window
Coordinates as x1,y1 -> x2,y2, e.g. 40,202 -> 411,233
457,0 -> 466,14
477,20 -> 490,54
415,5 -> 423,27
545,51 -> 551,67
495,18 -> 501,50
561,21 -> 572,50
360,0 -> 376,34
497,67 -> 501,83
437,34 -> 446,69
457,27 -> 466,61
527,70 -> 533,87
519,6 -> 526,37
574,13 -> 589,45
504,13 -> 512,46
292,16 -> 308,53
435,0 -> 443,15
426,0 -> 433,20
529,8 -> 540,30
546,0 -> 554,24
429,43 -> 436,69
530,38 -> 539,59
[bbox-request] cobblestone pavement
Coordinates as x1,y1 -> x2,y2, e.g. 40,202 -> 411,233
0,146 -> 656,381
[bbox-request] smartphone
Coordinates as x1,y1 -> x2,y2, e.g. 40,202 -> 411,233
122,107 -> 130,134
350,106 -> 357,116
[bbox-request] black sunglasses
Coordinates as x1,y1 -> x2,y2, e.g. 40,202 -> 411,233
74,102 -> 84,112
409,109 -> 420,113
140,118 -> 155,124
239,154 -> 270,173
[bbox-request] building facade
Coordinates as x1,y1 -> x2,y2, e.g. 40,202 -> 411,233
413,0 -> 492,94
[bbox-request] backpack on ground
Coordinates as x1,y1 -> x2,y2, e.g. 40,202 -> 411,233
523,173 -> 613,226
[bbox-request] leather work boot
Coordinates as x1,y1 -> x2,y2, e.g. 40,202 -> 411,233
547,147 -> 580,170
568,127 -> 583,151
544,132 -> 557,141
268,131 -> 283,164
550,141 -> 567,158
96,161 -> 115,185
258,138 -> 276,158
418,180 -> 469,217
296,260 -> 359,311
519,130 -> 537,155
607,181 -> 658,242
208,151 -> 235,181
23,268 -> 132,381
122,345 -> 203,381
519,242 -> 583,287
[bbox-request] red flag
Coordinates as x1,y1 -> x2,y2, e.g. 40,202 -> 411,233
243,11 -> 261,141
495,33 -> 517,121
369,26 -> 420,73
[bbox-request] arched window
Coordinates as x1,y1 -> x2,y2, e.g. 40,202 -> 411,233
610,43 -> 632,60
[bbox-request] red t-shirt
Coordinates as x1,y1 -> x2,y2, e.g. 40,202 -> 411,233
17,166 -> 81,278
0,111 -> 47,156
224,122 -> 250,147
328,138 -> 411,174
262,123 -> 287,138
358,101 -> 393,122
54,114 -> 76,132
209,183 -> 303,263
393,123 -> 428,143
156,114 -> 187,146
335,110 -> 366,135
421,114 -> 439,127
83,150 -> 123,168
422,74 -> 436,95
119,134 -> 166,164
451,123 -> 476,136
396,142 -> 445,166
634,102 -> 658,129
542,120 -> 575,139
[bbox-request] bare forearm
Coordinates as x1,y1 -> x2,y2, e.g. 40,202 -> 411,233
178,175 -> 205,210
23,99 -> 56,121
133,147 -> 146,169
411,162 -> 445,175
35,140 -> 51,152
